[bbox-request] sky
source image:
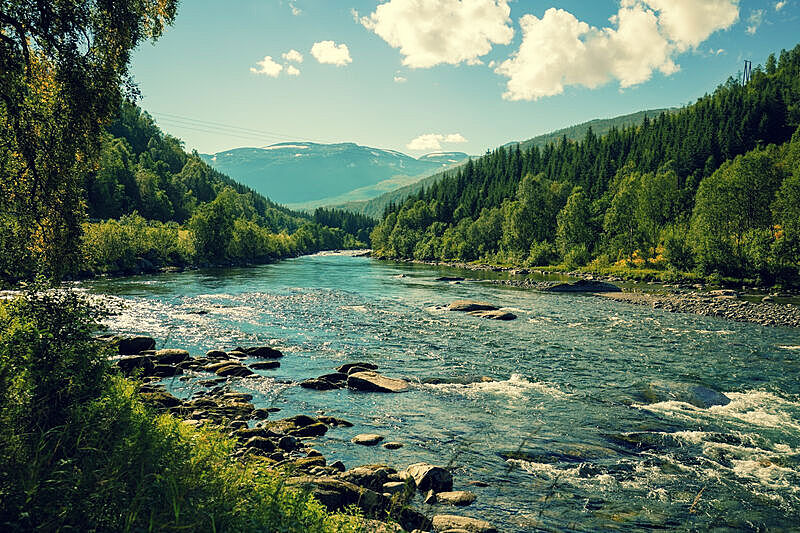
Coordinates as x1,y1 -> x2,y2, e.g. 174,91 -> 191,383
130,0 -> 800,157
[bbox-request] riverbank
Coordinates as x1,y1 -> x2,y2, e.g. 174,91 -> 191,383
113,337 -> 498,533
391,258 -> 800,328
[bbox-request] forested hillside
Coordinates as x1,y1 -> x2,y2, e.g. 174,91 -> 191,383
372,45 -> 800,285
337,109 -> 667,219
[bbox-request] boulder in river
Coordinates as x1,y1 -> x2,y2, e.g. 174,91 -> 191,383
118,336 -> 156,355
300,378 -> 341,391
432,514 -> 497,533
434,490 -> 476,506
448,300 -> 499,312
347,371 -> 409,393
641,381 -> 731,408
249,360 -> 280,370
214,364 -> 254,378
351,434 -> 384,446
541,279 -> 621,293
406,463 -> 453,493
467,309 -> 517,321
337,362 -> 379,374
154,348 -> 190,365
435,276 -> 465,282
243,346 -> 284,359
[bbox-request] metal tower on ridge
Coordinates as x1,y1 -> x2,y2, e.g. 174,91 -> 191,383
743,60 -> 753,84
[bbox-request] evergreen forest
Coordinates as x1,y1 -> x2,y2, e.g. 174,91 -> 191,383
371,46 -> 800,286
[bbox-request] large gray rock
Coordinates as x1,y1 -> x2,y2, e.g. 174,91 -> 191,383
154,348 -> 190,365
448,300 -> 499,312
118,336 -> 156,355
215,364 -> 254,378
348,371 -> 409,393
339,465 -> 394,492
432,515 -> 497,533
351,434 -> 384,446
406,463 -> 453,493
434,491 -> 476,506
250,360 -> 280,370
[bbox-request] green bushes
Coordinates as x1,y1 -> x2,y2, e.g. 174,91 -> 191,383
82,214 -> 190,273
0,291 -> 366,532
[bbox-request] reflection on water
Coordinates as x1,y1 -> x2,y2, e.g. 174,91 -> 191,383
81,253 -> 800,532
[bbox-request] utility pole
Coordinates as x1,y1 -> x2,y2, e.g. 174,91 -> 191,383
742,60 -> 752,85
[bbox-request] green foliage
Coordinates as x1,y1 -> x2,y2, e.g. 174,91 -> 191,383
690,147 -> 785,276
0,0 -> 178,282
82,214 -> 188,273
0,292 -> 368,532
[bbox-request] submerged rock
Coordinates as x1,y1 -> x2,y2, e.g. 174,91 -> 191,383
435,276 -> 465,282
243,346 -> 284,359
448,300 -> 499,312
337,362 -> 379,374
641,381 -> 731,408
250,360 -> 280,370
466,309 -> 517,321
347,371 -> 409,393
421,376 -> 494,385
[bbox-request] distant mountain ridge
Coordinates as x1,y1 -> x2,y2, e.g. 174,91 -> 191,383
336,108 -> 671,218
199,142 -> 468,207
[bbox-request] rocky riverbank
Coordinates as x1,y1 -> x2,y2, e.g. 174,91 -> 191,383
394,259 -> 800,329
106,335 -> 499,533
597,290 -> 800,328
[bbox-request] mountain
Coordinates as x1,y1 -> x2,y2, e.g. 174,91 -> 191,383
336,109 -> 670,218
199,142 -> 468,208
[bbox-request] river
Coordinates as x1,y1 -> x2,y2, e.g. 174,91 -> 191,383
80,253 -> 800,532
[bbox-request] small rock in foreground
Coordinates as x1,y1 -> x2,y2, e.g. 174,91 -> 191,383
352,434 -> 384,446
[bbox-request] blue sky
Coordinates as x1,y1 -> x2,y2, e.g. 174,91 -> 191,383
131,0 -> 800,156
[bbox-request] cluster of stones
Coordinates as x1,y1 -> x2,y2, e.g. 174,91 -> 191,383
113,336 -> 285,382
111,337 -> 498,532
300,362 -> 410,393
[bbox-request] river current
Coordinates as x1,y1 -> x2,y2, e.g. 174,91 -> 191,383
80,253 -> 800,532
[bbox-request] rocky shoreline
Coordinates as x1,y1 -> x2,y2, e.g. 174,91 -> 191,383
106,335 -> 498,533
397,259 -> 800,329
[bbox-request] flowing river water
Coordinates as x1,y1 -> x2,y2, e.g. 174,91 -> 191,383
79,253 -> 800,532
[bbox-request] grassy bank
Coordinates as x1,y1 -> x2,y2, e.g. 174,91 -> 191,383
0,290 -> 372,532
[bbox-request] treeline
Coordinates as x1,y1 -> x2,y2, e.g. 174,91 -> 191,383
372,45 -> 800,286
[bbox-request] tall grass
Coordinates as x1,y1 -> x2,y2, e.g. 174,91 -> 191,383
0,288 -> 370,532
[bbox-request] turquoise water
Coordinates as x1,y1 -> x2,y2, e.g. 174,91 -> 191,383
81,253 -> 800,532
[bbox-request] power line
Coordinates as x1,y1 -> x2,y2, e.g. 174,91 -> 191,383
149,110 -> 331,147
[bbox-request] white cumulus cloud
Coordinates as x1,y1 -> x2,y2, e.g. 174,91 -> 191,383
407,133 -> 468,151
250,55 -> 283,77
283,49 -> 304,63
638,0 -> 739,51
360,0 -> 514,68
289,1 -> 301,16
311,40 -> 352,66
394,75 -> 408,83
495,0 -> 739,101
286,65 -> 301,76
775,1 -> 787,11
